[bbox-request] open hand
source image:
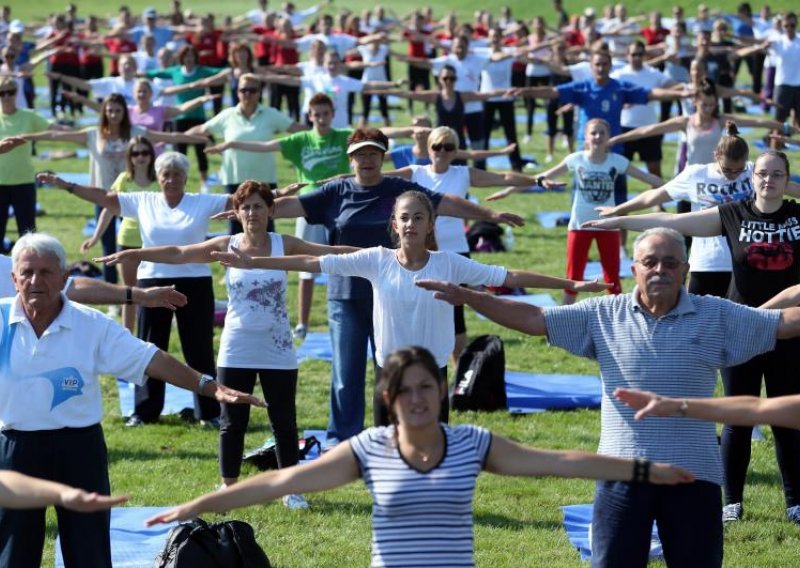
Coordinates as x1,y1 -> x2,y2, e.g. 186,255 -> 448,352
210,245 -> 253,269
60,489 -> 129,512
573,279 -> 613,293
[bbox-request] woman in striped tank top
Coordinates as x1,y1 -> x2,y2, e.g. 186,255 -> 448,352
145,347 -> 693,567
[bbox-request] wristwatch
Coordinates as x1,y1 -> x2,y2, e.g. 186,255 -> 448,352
197,374 -> 216,395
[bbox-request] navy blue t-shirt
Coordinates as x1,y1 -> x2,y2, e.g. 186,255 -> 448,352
557,78 -> 649,150
299,176 -> 443,299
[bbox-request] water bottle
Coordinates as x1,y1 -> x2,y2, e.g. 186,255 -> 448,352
502,226 -> 515,251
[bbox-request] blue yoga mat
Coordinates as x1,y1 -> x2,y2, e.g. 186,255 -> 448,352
562,503 -> 663,562
55,507 -> 177,568
117,379 -> 195,418
486,155 -> 511,169
536,211 -> 570,228
295,331 -> 372,363
505,371 -> 601,414
755,139 -> 799,152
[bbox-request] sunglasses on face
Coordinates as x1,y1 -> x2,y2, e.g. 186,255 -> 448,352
130,150 -> 151,157
440,76 -> 456,82
431,143 -> 456,152
238,87 -> 259,94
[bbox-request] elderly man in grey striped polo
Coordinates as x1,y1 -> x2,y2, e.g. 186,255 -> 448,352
417,226 -> 800,568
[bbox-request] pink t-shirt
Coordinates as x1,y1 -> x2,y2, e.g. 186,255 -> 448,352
128,105 -> 169,154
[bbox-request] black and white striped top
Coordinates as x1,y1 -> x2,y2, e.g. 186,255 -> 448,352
350,424 -> 492,568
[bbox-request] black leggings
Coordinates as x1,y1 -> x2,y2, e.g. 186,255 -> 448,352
464,110 -> 486,170
0,183 -> 36,246
174,117 -> 209,175
134,276 -> 219,421
526,75 -> 550,136
482,100 -> 523,171
270,84 -> 300,122
361,93 -> 390,124
721,337 -> 800,507
96,204 -> 118,284
687,271 -> 731,298
217,367 -> 299,479
373,366 -> 448,427
49,61 -> 80,116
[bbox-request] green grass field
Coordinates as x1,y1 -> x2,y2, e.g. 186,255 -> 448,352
9,0 -> 800,565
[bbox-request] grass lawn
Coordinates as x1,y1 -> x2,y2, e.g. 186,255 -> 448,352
9,0 -> 800,565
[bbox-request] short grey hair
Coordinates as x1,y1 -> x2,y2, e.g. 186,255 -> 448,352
154,151 -> 191,176
11,233 -> 67,271
633,227 -> 687,261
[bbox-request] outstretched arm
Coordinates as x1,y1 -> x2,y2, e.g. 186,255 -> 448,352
614,387 -> 800,429
205,139 -> 282,155
484,434 -> 694,484
145,441 -> 360,525
211,246 -> 322,273
93,237 -> 229,267
436,194 -> 525,227
415,280 -> 546,335
65,279 -> 188,310
504,270 -> 611,293
596,188 -> 672,217
81,207 -> 116,254
36,173 -> 120,213
607,116 -> 687,147
0,471 -> 128,511
582,207 -> 722,236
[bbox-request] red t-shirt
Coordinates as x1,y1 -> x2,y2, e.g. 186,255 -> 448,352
49,31 -> 81,66
104,36 -> 137,75
187,30 -> 224,66
641,27 -> 669,46
272,33 -> 299,66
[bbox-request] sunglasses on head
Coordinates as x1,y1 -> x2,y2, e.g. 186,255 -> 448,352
238,87 -> 259,94
431,143 -> 456,152
130,150 -> 151,157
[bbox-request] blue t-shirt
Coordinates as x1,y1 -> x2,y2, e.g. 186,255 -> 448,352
557,78 -> 649,150
390,145 -> 431,168
299,176 -> 443,299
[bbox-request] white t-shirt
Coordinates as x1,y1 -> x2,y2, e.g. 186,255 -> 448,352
769,35 -> 800,86
409,165 -> 471,252
89,76 -> 159,105
219,233 -> 297,369
118,192 -> 228,279
476,50 -> 516,102
298,61 -> 327,114
568,60 -> 625,82
357,44 -> 389,82
0,296 -> 157,431
564,151 -> 629,230
611,65 -> 671,127
296,33 -> 357,58
300,74 -> 363,128
431,54 -> 490,114
320,247 -> 507,366
664,162 -> 755,272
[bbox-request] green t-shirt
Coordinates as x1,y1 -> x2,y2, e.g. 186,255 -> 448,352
0,109 -> 50,185
279,128 -> 352,194
146,65 -> 224,120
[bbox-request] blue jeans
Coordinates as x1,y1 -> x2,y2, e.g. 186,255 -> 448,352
591,479 -> 722,568
326,297 -> 375,445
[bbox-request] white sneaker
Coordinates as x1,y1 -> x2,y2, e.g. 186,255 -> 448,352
283,494 -> 309,510
545,154 -> 553,164
292,324 -> 307,341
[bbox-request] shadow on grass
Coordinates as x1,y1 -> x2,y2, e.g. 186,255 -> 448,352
475,511 -> 561,531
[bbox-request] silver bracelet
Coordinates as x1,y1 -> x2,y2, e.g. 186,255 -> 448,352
197,374 -> 216,395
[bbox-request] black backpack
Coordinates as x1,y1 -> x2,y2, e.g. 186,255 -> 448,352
154,518 -> 271,568
466,221 -> 506,253
450,335 -> 507,411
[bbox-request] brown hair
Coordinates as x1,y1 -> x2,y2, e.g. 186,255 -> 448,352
715,120 -> 749,162
100,93 -> 131,141
755,150 -> 791,179
377,347 -> 444,426
232,180 -> 275,211
389,191 -> 438,251
228,42 -> 254,70
694,78 -> 720,118
347,127 -> 389,150
176,44 -> 198,66
125,136 -> 156,180
308,92 -> 335,110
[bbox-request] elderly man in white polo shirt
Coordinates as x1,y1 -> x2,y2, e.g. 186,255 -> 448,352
418,227 -> 800,567
0,233 -> 265,568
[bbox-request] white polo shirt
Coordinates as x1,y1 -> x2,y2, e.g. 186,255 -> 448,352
0,296 -> 158,431
770,34 -> 800,86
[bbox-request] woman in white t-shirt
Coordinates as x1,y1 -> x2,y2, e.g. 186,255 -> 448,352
488,119 -> 663,304
213,190 -> 609,425
383,126 -> 555,362
90,178 -> 353,509
37,153 -> 231,428
146,345 -> 693,567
